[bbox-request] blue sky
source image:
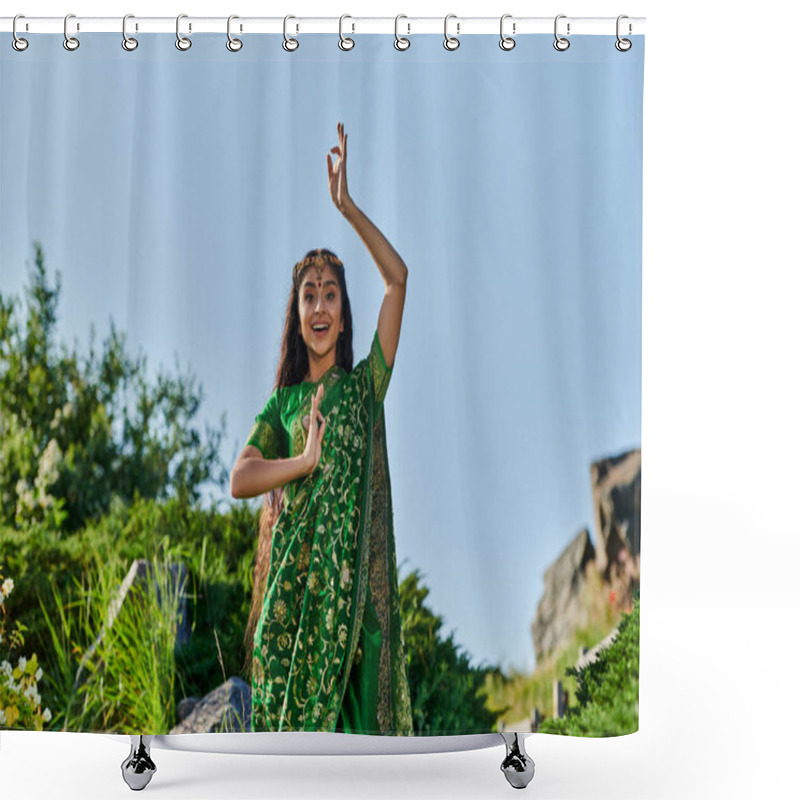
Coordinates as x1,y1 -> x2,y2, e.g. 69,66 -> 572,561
1,33 -> 643,673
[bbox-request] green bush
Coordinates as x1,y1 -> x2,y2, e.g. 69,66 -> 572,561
0,564 -> 51,730
0,494 -> 260,729
0,244 -> 226,532
539,590 -> 639,736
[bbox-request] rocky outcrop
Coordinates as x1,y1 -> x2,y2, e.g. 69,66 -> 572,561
170,677 -> 252,733
591,449 -> 641,578
531,448 -> 640,662
530,528 -> 595,663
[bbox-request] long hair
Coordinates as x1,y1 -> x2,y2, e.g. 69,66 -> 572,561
243,248 -> 353,678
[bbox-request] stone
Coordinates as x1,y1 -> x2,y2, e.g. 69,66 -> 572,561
530,528 -> 595,662
176,696 -> 200,722
169,677 -> 252,734
591,449 -> 641,578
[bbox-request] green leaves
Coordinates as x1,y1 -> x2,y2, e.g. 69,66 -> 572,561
0,244 -> 226,531
539,591 -> 640,736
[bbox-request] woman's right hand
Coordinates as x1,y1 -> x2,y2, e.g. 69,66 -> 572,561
302,384 -> 327,475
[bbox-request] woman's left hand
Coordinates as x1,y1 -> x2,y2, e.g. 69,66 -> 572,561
327,122 -> 352,214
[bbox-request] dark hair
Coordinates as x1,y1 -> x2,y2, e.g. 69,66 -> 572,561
274,248 -> 353,389
243,247 -> 353,679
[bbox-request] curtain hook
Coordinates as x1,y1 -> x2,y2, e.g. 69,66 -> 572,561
283,15 -> 299,51
443,14 -> 460,51
63,13 -> 80,51
499,14 -> 516,51
616,15 -> 632,51
175,14 -> 192,51
394,14 -> 410,51
227,15 -> 243,51
553,14 -> 570,51
12,14 -> 29,52
339,14 -> 355,51
122,14 -> 138,51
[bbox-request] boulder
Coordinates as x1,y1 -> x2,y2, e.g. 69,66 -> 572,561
170,677 -> 252,734
530,528 -> 595,662
177,696 -> 200,723
591,449 -> 641,578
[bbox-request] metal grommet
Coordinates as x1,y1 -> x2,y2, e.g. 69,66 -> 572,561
122,14 -> 138,51
63,13 -> 80,51
615,15 -> 632,51
394,15 -> 410,50
176,14 -> 192,51
12,15 -> 29,52
499,14 -> 515,51
283,15 -> 299,52
339,15 -> 354,51
553,14 -> 570,51
227,15 -> 243,52
443,14 -> 460,51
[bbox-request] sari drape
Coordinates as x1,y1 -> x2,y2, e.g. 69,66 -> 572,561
247,331 -> 412,734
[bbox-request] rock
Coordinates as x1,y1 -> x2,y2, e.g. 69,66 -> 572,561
591,449 -> 641,578
530,528 -> 595,662
177,696 -> 200,722
169,677 -> 252,734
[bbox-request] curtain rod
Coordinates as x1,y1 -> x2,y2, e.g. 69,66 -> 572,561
1,16 -> 646,36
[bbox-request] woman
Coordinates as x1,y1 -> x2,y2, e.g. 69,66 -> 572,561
230,123 -> 413,735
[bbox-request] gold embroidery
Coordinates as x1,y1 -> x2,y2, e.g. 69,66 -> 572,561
247,419 -> 280,459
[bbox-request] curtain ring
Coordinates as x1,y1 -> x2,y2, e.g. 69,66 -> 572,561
227,15 -> 243,52
553,14 -> 570,51
443,14 -> 460,51
176,14 -> 192,51
122,14 -> 138,51
63,13 -> 80,51
283,15 -> 299,51
339,15 -> 355,51
615,15 -> 632,51
499,14 -> 515,51
394,15 -> 410,51
12,15 -> 28,52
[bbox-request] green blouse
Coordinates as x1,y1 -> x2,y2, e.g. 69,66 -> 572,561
246,330 -> 413,735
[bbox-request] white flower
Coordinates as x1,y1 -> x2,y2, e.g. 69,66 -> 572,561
17,656 -> 27,672
35,667 -> 43,682
42,708 -> 52,723
2,578 -> 13,597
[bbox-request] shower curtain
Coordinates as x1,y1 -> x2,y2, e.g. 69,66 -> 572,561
0,28 -> 643,738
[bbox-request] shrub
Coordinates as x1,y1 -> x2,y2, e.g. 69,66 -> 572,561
539,590 -> 639,736
0,565 -> 51,730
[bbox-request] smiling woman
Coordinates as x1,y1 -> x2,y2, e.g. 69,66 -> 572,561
229,124 -> 411,735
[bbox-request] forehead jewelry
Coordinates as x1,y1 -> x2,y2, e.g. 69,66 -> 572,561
294,252 -> 344,285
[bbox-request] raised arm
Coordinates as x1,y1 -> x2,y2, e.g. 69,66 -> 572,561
327,122 -> 407,368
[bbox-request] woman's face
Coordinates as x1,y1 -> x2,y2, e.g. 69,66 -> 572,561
298,263 -> 345,363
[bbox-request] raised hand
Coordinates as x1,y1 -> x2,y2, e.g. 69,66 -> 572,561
326,122 -> 351,214
302,384 -> 327,474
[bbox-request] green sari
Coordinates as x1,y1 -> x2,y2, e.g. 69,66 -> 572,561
246,330 -> 413,735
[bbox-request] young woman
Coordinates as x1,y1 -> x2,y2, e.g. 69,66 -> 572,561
230,123 -> 413,735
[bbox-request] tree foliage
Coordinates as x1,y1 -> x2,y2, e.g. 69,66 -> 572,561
0,244 -> 226,531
